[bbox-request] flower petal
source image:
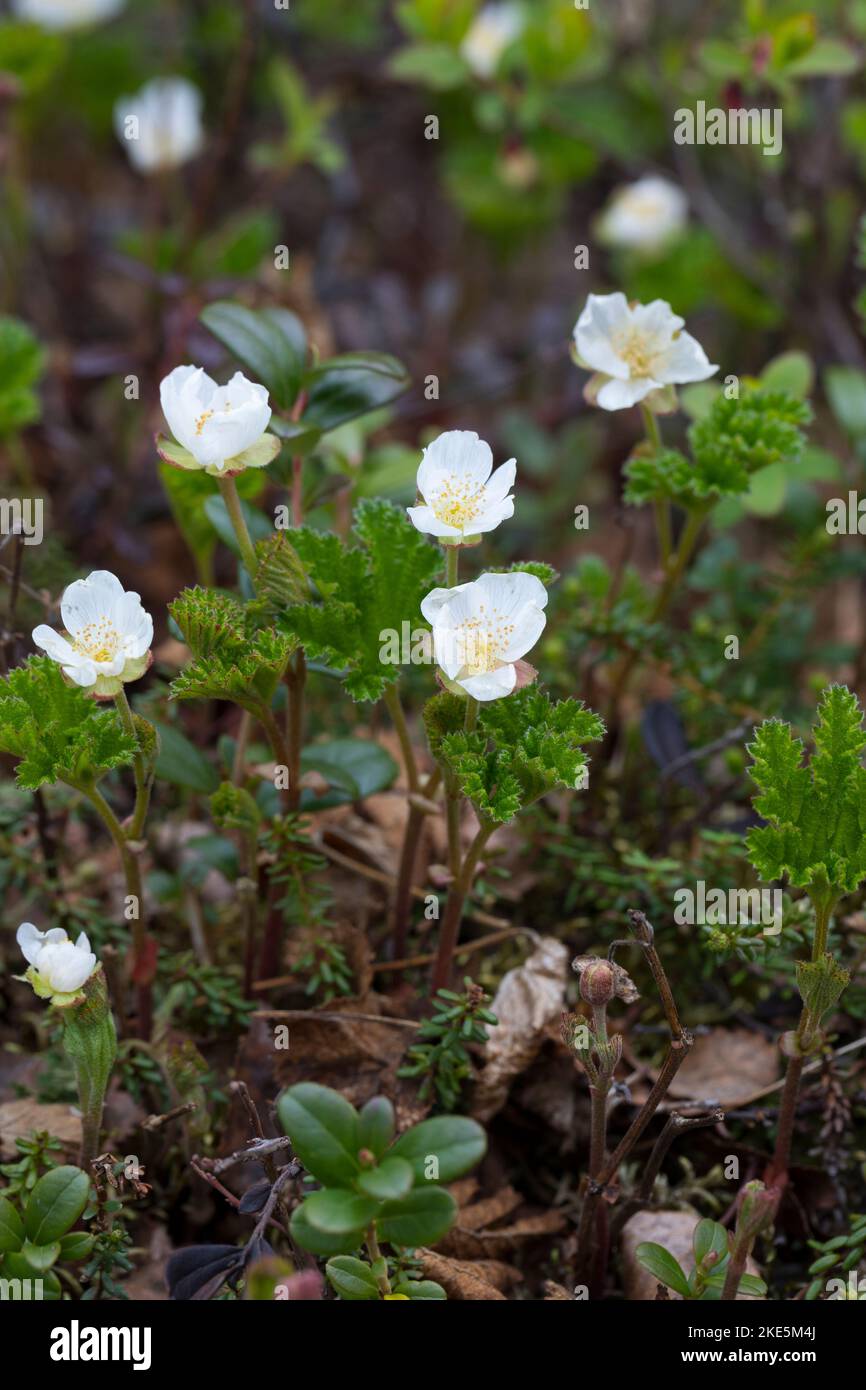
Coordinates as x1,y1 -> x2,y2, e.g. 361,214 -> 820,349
417,430 -> 493,500
407,505 -> 461,538
595,374 -> 659,410
459,666 -> 516,701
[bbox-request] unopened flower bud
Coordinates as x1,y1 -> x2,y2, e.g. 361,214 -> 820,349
578,959 -> 616,1006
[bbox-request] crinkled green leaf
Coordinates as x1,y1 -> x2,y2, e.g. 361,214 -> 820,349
437,688 -> 605,823
624,388 -> 811,508
0,657 -> 136,790
746,684 -> 866,897
169,587 -> 295,712
280,500 -> 442,702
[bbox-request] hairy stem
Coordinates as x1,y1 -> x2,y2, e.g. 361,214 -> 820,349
445,544 -> 459,588
431,821 -> 493,992
217,475 -> 259,583
285,648 -> 305,812
81,783 -> 151,1039
114,687 -> 151,839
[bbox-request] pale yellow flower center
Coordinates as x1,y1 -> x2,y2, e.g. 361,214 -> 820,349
615,328 -> 656,377
195,409 -> 214,435
431,474 -> 485,529
72,618 -> 120,664
455,605 -> 516,676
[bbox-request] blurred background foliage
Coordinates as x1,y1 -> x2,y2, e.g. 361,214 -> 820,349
2,0 -> 866,995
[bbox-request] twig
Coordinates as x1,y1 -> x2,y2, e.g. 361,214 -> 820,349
141,1101 -> 197,1132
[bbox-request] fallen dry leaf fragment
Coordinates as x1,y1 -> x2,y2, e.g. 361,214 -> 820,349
438,1209 -> 567,1261
418,1249 -> 519,1300
472,937 -> 570,1122
0,1098 -> 81,1160
669,1028 -> 779,1107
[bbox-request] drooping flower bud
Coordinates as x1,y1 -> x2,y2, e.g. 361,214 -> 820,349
576,958 -> 616,1006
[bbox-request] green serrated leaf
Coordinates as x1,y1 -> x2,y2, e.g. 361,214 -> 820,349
0,657 -> 136,791
746,684 -> 866,899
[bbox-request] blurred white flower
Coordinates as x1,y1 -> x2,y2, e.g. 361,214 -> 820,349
33,569 -> 153,692
114,77 -> 204,175
574,292 -> 717,411
421,570 -> 547,701
408,430 -> 516,541
460,3 -> 524,79
12,0 -> 125,29
158,365 -> 278,476
599,176 -> 688,254
17,923 -> 97,1003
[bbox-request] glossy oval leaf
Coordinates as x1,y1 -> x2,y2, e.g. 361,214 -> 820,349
300,738 -> 398,811
389,1115 -> 487,1184
376,1186 -> 457,1248
290,1199 -> 364,1257
325,1256 -> 381,1301
303,1188 -> 378,1235
357,1157 -> 414,1202
393,1279 -> 447,1300
23,1167 -> 90,1245
151,721 -> 219,794
22,1239 -> 61,1272
58,1232 -> 95,1262
693,1218 -> 728,1267
634,1241 -> 691,1298
201,302 -> 308,412
301,352 -> 410,432
0,1196 -> 24,1253
277,1082 -> 361,1188
358,1096 -> 395,1158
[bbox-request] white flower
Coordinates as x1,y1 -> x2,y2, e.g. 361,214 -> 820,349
12,0 -> 124,29
33,569 -> 153,693
17,923 -> 97,1002
574,292 -> 718,411
158,365 -> 278,476
460,3 -> 524,79
408,430 -> 516,541
114,77 -> 205,175
421,570 -> 547,701
599,176 -> 688,254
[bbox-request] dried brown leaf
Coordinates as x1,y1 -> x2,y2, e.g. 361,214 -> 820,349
472,937 -> 569,1122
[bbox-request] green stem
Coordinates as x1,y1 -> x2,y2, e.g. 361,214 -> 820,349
768,898 -> 835,1182
648,507 -> 707,624
217,475 -> 258,584
62,970 -> 117,1171
114,688 -> 151,839
464,697 -> 479,733
431,820 -> 494,992
80,783 -> 150,1036
366,1226 -> 391,1297
445,544 -> 459,588
383,684 -> 420,792
285,648 -> 306,812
